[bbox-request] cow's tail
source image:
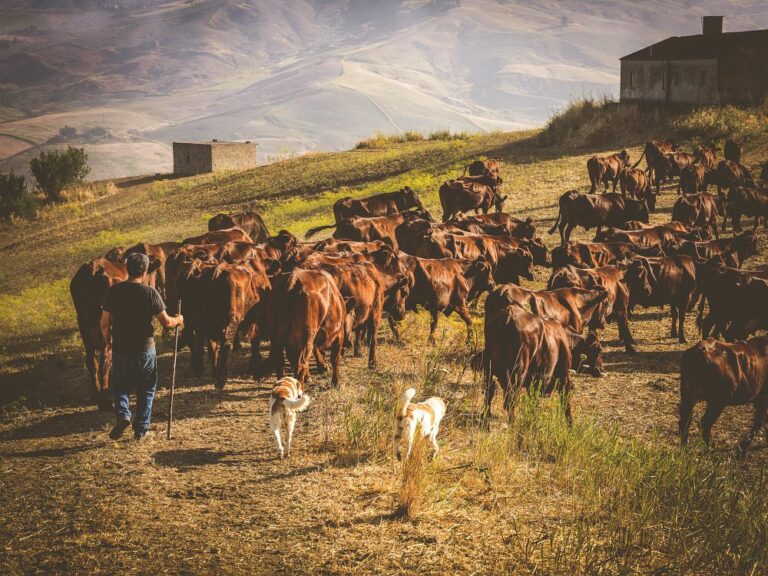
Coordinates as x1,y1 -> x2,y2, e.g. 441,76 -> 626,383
548,198 -> 563,235
304,222 -> 338,239
631,147 -> 646,170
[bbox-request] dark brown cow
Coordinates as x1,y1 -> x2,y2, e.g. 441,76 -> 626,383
490,283 -> 609,334
439,178 -> 506,222
548,191 -> 650,245
301,247 -> 408,368
594,224 -> 702,250
680,336 -> 768,458
313,238 -> 393,254
184,259 -> 273,388
671,192 -> 721,239
329,187 -> 432,224
672,231 -> 758,265
303,212 -> 429,245
724,138 -> 742,164
618,167 -> 650,199
666,152 -> 696,179
632,140 -> 677,187
548,263 -> 651,353
477,300 -> 604,422
208,212 -> 269,243
678,163 -> 715,195
587,151 -> 630,193
261,268 -> 348,386
182,227 -> 253,246
551,241 -> 663,270
695,258 -> 768,340
694,144 -> 718,170
104,246 -> 126,262
164,244 -> 220,315
389,255 -> 495,342
723,186 -> 768,232
625,255 -> 698,343
715,160 -> 755,194
452,213 -> 536,238
464,158 -> 502,182
70,257 -> 159,410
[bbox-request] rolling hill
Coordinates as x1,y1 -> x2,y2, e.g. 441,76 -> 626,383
1,0 -> 768,179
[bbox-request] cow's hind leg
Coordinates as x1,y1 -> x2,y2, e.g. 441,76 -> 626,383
739,399 -> 768,459
428,309 -> 440,344
330,338 -> 342,387
679,388 -> 696,446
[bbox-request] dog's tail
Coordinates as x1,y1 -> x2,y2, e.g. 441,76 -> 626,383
400,388 -> 416,417
282,395 -> 311,412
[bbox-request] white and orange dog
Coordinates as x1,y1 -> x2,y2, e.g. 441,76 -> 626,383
394,388 -> 447,461
269,377 -> 311,459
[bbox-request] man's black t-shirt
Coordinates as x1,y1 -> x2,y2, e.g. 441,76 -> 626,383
103,281 -> 165,353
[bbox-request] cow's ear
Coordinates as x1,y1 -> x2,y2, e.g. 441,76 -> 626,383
381,237 -> 394,248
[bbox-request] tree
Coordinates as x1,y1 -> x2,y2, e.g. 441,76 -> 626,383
0,170 -> 35,224
30,146 -> 90,203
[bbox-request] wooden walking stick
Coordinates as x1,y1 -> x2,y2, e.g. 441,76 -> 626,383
167,300 -> 182,440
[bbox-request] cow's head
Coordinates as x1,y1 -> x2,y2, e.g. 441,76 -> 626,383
632,198 -> 651,223
624,258 -> 655,301
520,217 -> 536,239
464,260 -> 496,301
495,247 -> 534,284
572,331 -> 604,377
619,150 -> 630,166
638,188 -> 657,212
736,230 -> 759,260
526,237 -> 551,267
385,276 -> 410,321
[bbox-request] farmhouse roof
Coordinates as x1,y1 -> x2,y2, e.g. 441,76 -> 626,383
620,28 -> 768,61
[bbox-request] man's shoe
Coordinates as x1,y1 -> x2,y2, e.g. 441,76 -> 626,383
134,430 -> 154,442
109,418 -> 131,440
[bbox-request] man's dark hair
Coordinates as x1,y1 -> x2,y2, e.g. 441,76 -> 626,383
126,253 -> 149,277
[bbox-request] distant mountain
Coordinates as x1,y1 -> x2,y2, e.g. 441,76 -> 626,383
1,0 -> 767,179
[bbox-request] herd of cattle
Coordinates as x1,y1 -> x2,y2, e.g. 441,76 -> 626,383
70,145 -> 768,457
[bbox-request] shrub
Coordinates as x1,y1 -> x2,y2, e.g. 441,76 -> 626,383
0,169 -> 35,224
30,146 -> 91,203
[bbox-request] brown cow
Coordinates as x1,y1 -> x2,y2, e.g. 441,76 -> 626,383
452,213 -> 536,238
715,160 -> 755,194
313,238 -> 393,254
723,186 -> 768,232
489,283 -> 609,334
70,257 -> 159,410
389,255 -> 495,342
671,192 -> 721,239
208,212 -> 269,243
594,224 -> 702,249
303,211 -> 429,245
184,259 -> 273,388
587,151 -> 630,193
477,300 -> 604,422
464,158 -> 502,182
679,336 -> 768,458
164,244 -> 220,315
678,162 -> 715,195
548,262 -> 651,353
672,230 -> 758,265
632,140 -> 678,187
693,144 -> 717,170
551,241 -> 662,270
439,178 -> 506,222
724,138 -> 742,164
548,191 -> 650,245
261,268 -> 348,386
330,187 -> 433,224
625,255 -> 698,342
695,257 -> 768,340
182,227 -> 253,246
666,152 -> 696,180
618,167 -> 650,199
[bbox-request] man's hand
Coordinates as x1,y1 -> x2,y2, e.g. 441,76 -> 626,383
157,311 -> 184,329
174,314 -> 184,328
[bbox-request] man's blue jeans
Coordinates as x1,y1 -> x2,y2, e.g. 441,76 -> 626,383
111,350 -> 158,434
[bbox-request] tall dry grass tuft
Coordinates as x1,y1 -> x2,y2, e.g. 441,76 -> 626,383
396,429 -> 427,520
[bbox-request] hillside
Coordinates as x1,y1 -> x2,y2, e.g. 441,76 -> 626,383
2,0 -> 768,179
2,107 -> 768,574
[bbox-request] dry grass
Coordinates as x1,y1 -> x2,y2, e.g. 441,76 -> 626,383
397,432 -> 427,520
2,117 -> 768,574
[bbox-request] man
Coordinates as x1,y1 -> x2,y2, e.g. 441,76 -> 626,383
100,253 -> 183,441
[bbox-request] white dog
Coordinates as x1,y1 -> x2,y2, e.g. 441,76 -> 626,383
394,388 -> 447,461
269,377 -> 310,459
